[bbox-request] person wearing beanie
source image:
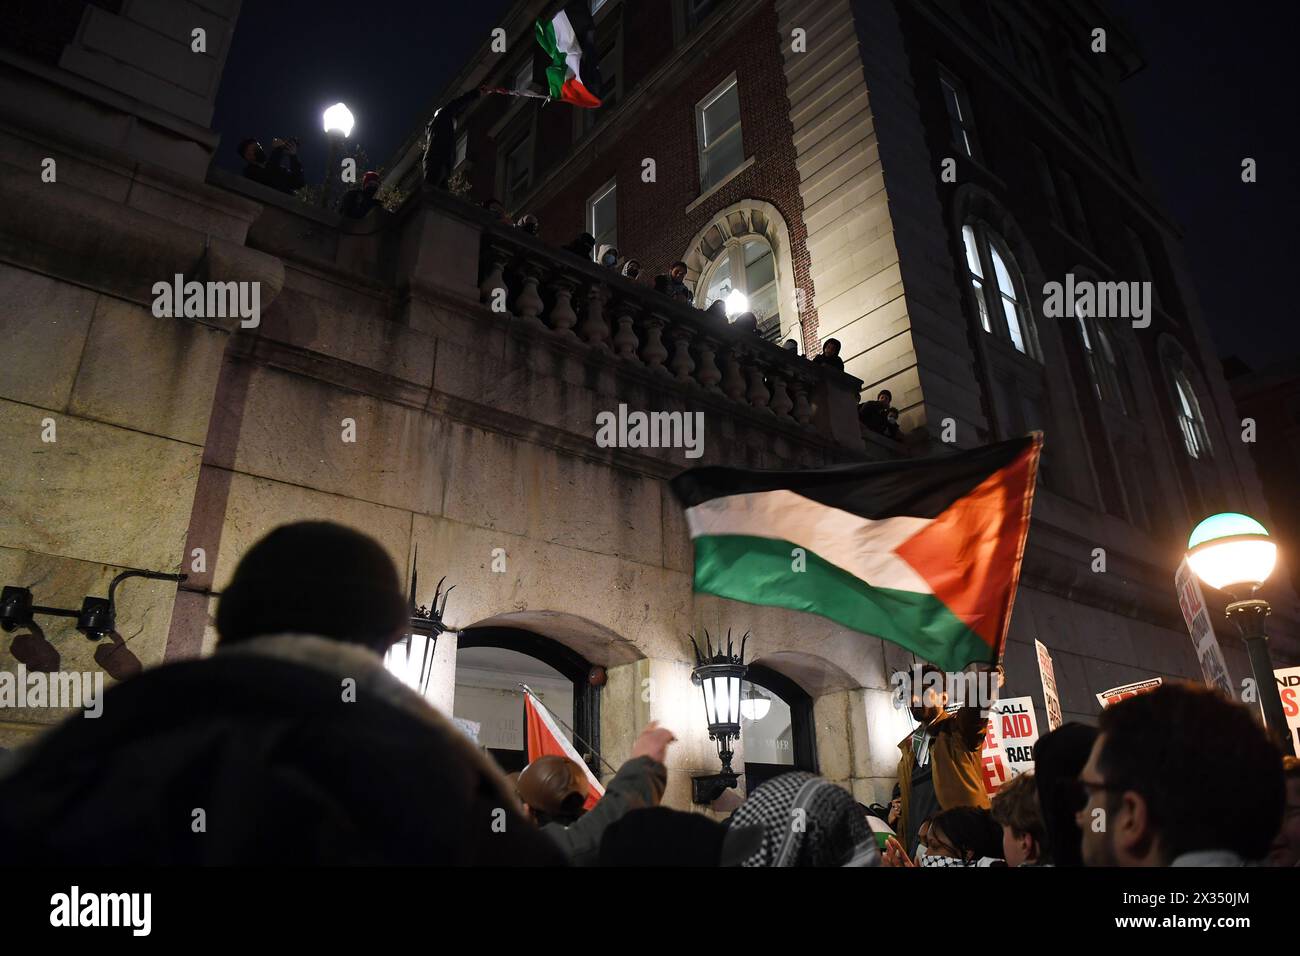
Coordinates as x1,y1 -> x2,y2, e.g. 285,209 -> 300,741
0,521 -> 564,866
237,135 -> 304,195
339,170 -> 383,219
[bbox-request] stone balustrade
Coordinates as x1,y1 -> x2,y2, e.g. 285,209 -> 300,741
471,216 -> 864,449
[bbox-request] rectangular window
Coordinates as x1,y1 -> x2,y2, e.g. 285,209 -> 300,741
502,134 -> 532,210
454,132 -> 467,169
939,70 -> 977,158
581,5 -> 622,135
697,77 -> 744,192
591,0 -> 612,12
587,180 -> 617,260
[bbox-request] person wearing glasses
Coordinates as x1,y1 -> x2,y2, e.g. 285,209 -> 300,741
1076,682 -> 1283,866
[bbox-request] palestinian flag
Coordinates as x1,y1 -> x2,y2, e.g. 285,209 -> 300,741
527,3 -> 604,108
669,435 -> 1040,672
524,689 -> 605,810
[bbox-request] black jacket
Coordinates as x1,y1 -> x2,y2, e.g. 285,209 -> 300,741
423,89 -> 481,187
242,146 -> 304,195
0,635 -> 563,865
340,188 -> 381,219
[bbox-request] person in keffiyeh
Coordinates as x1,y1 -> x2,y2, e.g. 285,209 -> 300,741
727,772 -> 879,867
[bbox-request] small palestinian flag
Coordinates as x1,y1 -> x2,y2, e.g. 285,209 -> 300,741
670,435 -> 1041,672
525,3 -> 604,108
524,688 -> 604,810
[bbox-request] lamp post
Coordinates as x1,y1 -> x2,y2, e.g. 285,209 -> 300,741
320,102 -> 354,209
1185,512 -> 1295,756
689,628 -> 748,804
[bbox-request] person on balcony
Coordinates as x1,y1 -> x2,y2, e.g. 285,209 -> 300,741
597,244 -> 621,269
654,261 -> 692,303
621,258 -> 642,281
423,86 -> 488,189
562,232 -> 597,260
516,212 -> 541,236
812,337 -> 844,372
860,388 -> 903,440
237,136 -> 304,195
340,171 -> 382,219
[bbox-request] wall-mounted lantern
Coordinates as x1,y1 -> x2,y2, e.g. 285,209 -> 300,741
689,628 -> 748,805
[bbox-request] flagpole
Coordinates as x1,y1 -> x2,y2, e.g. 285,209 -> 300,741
518,682 -> 619,776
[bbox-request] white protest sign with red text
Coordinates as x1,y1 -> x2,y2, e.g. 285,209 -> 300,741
981,695 -> 1040,795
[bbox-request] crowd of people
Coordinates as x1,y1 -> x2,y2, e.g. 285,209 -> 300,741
0,521 -> 1294,867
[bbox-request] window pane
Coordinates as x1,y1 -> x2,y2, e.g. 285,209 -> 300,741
590,185 -> 617,250
743,240 -> 776,290
705,253 -> 733,306
749,282 -> 779,324
962,225 -> 983,278
990,244 -> 1018,302
702,84 -> 741,147
739,682 -> 794,765
972,278 -> 991,332
1003,297 -> 1026,352
702,127 -> 744,190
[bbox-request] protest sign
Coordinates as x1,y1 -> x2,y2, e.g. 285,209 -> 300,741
981,695 -> 1039,795
1035,639 -> 1062,731
1096,677 -> 1162,709
1175,557 -> 1234,697
1275,666 -> 1300,755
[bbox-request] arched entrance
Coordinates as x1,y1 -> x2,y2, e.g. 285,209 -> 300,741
454,626 -> 601,777
741,663 -> 818,794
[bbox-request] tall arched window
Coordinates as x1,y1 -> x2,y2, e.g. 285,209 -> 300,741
1171,368 -> 1211,460
961,222 -> 1040,359
697,235 -> 782,340
1077,316 -> 1130,414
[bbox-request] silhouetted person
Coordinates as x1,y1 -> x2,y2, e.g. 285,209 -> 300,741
1032,723 -> 1097,867
238,136 -> 304,195
0,522 -> 564,865
621,258 -> 642,280
340,170 -> 382,219
783,339 -> 800,354
860,388 -> 903,440
423,87 -> 486,189
563,232 -> 596,259
812,337 -> 844,372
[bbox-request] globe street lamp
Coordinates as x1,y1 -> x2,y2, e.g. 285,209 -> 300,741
320,102 -> 354,209
1186,512 -> 1295,755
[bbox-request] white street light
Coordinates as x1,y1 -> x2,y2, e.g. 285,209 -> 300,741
323,102 -> 354,137
1186,512 -> 1277,594
1186,512 -> 1293,756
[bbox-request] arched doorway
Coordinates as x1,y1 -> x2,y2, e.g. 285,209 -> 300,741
454,626 -> 601,778
741,663 -> 818,794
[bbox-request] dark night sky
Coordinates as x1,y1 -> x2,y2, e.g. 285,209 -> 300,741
211,0 -> 511,181
213,1 -> 1297,370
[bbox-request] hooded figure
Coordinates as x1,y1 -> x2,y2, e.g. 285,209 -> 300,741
727,772 -> 879,867
423,88 -> 483,188
340,170 -> 383,219
0,522 -> 563,866
597,244 -> 620,269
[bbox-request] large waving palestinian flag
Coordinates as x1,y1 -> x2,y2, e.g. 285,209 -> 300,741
670,435 -> 1040,672
525,3 -> 604,108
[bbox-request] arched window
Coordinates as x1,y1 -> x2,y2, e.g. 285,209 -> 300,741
697,235 -> 781,340
961,222 -> 1040,360
1171,368 -> 1211,460
740,664 -> 817,794
453,628 -> 601,776
1077,316 -> 1129,414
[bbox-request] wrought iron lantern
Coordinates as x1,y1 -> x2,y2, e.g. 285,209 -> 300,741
689,628 -> 748,804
